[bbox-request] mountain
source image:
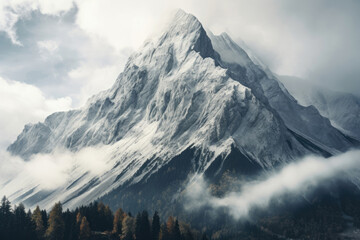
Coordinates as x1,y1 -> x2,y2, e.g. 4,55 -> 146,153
208,32 -> 356,154
3,10 -> 358,212
279,75 -> 360,141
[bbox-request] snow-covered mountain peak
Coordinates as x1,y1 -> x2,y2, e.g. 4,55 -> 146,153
167,9 -> 202,35
127,9 -> 216,69
4,10 -> 358,210
207,31 -> 252,67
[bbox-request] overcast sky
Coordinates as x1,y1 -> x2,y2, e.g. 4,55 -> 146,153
0,0 -> 359,149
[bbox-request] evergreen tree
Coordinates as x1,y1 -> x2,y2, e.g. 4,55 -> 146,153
160,223 -> 169,240
0,196 -> 11,217
104,205 -> 113,231
27,209 -> 33,219
13,203 -> 37,240
135,211 -> 151,240
79,216 -> 91,240
141,210 -> 151,239
41,209 -> 48,229
201,233 -> 209,240
0,196 -> 12,239
152,211 -> 160,240
179,223 -> 194,240
96,202 -> 113,231
45,202 -> 65,240
63,209 -> 78,240
113,208 -> 126,235
135,212 -> 142,240
32,206 -> 45,239
173,220 -> 181,240
182,229 -> 194,240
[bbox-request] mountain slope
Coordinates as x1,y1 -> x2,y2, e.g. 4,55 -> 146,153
3,10 -> 357,211
208,32 -> 355,154
279,75 -> 360,140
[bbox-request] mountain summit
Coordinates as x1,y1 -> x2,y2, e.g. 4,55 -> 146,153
4,9 -> 358,210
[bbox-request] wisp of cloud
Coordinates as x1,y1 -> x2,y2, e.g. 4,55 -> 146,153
185,150 -> 360,220
0,145 -> 113,194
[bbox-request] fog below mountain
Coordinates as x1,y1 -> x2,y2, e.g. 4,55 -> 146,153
0,145 -> 113,192
185,149 -> 360,220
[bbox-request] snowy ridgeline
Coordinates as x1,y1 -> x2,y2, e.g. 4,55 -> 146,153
3,9 -> 358,210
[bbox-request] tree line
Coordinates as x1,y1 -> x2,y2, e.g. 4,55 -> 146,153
0,196 -> 209,240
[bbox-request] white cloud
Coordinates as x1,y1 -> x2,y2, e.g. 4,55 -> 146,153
22,146 -> 112,190
37,40 -> 61,60
62,34 -> 131,106
69,0 -> 360,95
68,64 -> 121,105
185,150 -> 360,220
2,0 -> 359,94
0,145 -> 113,191
0,0 -> 74,45
0,5 -> 22,45
37,40 -> 59,54
74,0 -> 171,50
36,0 -> 74,15
0,76 -> 72,149
0,151 -> 23,183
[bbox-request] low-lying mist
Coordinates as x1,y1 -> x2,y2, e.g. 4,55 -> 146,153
185,150 -> 360,220
0,145 -> 113,193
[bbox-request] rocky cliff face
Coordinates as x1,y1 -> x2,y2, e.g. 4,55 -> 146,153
279,75 -> 360,141
208,32 -> 355,154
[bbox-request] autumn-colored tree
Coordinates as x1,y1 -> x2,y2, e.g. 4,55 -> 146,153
121,215 -> 135,240
76,212 -> 82,224
113,208 -> 126,235
166,216 -> 175,235
32,206 -> 45,239
79,216 -> 91,240
165,216 -> 181,240
45,202 -> 65,240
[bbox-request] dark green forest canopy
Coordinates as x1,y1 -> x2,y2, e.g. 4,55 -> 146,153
0,196 -> 206,240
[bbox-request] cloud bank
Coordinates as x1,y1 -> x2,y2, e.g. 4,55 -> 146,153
2,0 -> 360,96
0,145 -> 113,193
0,0 -> 74,45
185,150 -> 360,220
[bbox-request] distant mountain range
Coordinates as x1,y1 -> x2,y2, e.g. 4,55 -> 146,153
279,75 -> 360,141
